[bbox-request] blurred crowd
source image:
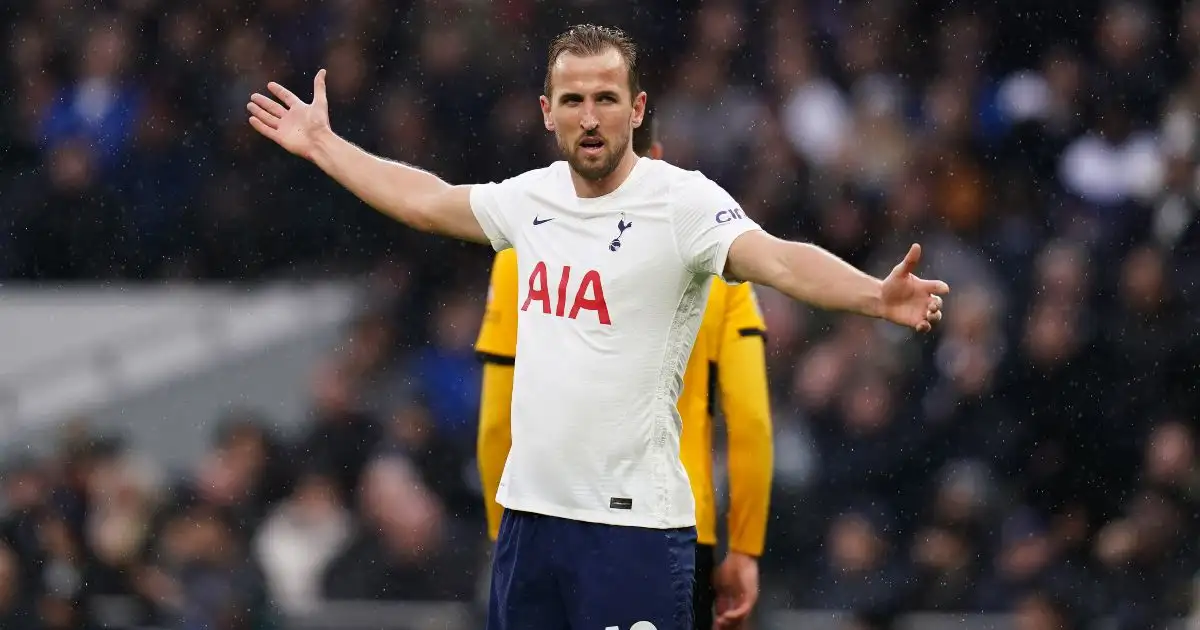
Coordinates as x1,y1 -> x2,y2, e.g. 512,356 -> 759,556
3,0 -> 1200,629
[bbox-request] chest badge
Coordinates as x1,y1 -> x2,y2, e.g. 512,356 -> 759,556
609,213 -> 632,252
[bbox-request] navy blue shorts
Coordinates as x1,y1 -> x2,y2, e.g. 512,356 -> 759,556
487,510 -> 697,630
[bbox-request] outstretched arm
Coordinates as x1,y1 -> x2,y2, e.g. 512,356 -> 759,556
247,70 -> 487,243
671,172 -> 948,334
725,232 -> 948,333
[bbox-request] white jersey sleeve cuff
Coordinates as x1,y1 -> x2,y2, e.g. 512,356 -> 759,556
470,183 -> 513,252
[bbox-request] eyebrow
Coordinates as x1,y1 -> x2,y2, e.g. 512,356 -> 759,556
557,89 -> 623,103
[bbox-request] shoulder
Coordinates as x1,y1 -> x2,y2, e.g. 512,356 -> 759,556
641,160 -> 713,190
657,164 -> 736,210
653,166 -> 741,232
481,162 -> 567,195
512,162 -> 565,185
472,164 -> 570,232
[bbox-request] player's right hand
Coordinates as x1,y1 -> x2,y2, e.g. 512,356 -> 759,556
246,69 -> 330,161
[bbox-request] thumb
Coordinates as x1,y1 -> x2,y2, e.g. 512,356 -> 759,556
314,68 -> 328,106
898,243 -> 922,274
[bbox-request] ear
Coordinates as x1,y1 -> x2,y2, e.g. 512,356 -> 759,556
539,95 -> 555,131
631,91 -> 647,128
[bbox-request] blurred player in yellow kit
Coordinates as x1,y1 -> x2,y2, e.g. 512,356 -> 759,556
475,108 -> 774,630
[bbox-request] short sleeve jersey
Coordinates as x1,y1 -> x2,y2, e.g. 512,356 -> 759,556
469,157 -> 762,529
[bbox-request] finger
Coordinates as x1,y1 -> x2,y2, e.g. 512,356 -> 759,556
246,102 -> 280,129
928,295 -> 943,312
716,600 -> 754,626
313,68 -> 328,106
916,320 -> 931,333
899,243 -> 922,273
251,92 -> 288,118
267,81 -> 302,107
920,278 -> 951,295
928,310 -> 943,324
248,116 -> 280,142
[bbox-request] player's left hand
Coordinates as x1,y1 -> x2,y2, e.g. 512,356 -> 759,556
879,243 -> 950,333
713,551 -> 759,630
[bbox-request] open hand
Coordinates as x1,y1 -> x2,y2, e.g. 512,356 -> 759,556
880,243 -> 950,333
247,69 -> 330,161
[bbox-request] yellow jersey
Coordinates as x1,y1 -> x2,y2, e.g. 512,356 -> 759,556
475,248 -> 773,555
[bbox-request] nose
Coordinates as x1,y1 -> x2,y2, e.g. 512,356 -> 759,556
580,108 -> 599,131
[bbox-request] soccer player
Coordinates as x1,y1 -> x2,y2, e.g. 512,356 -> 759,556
475,107 -> 774,630
247,24 -> 948,630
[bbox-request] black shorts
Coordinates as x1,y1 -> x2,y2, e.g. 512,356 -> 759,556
693,543 -> 716,630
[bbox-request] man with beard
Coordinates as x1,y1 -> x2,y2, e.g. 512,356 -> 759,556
247,23 -> 950,630
474,107 -> 774,630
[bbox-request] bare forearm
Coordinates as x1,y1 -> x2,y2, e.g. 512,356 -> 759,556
309,128 -> 451,232
760,240 -> 883,318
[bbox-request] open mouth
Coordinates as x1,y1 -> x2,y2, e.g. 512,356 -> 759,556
579,137 -> 605,156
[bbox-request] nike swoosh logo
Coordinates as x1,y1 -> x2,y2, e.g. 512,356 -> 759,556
532,216 -> 555,225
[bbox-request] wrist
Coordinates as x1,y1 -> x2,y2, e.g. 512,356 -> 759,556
862,278 -> 885,320
726,548 -> 761,561
308,126 -> 340,168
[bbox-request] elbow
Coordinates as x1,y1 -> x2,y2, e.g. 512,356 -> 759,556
736,239 -> 792,287
726,409 -> 774,457
753,240 -> 800,292
477,385 -> 513,446
479,411 -> 510,438
477,397 -> 510,440
476,416 -> 502,460
407,195 -> 440,233
408,186 -> 468,237
766,251 -> 795,290
398,185 -> 453,233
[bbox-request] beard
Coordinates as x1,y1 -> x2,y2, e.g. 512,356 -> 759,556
558,129 -> 630,181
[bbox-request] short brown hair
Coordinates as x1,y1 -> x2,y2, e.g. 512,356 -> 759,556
544,24 -> 640,98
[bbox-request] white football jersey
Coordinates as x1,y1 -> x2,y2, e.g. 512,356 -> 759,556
470,157 -> 762,529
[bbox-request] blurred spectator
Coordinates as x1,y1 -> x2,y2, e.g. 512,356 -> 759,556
137,503 -> 272,630
405,295 -> 484,446
39,17 -> 143,175
809,502 -> 909,617
320,456 -> 478,602
253,469 -> 351,616
293,362 -> 382,505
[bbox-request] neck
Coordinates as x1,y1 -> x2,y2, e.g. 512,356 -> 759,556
572,149 -> 639,198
